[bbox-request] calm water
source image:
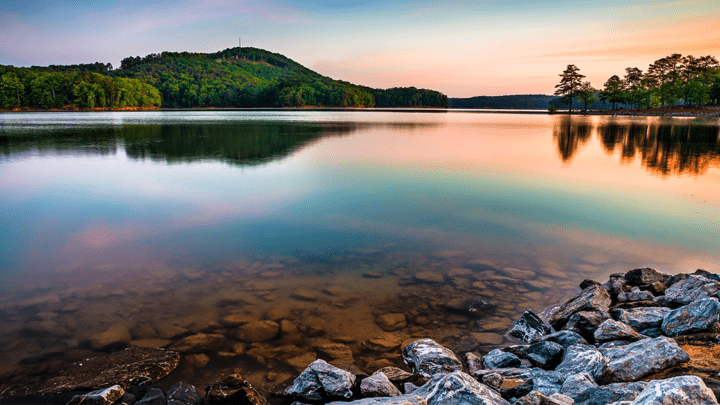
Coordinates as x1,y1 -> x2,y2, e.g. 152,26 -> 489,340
0,111 -> 719,395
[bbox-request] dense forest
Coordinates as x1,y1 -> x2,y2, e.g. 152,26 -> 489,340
0,47 -> 447,109
554,54 -> 720,111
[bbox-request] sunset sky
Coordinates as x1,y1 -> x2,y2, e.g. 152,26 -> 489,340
2,0 -> 719,97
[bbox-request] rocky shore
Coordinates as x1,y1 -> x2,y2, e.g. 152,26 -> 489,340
5,267 -> 720,405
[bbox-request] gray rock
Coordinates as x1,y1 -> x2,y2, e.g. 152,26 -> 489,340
593,319 -> 644,343
602,277 -> 629,300
117,392 -> 136,405
402,339 -> 462,378
573,382 -> 647,405
546,393 -> 574,405
538,330 -> 587,348
555,344 -> 605,381
638,328 -> 663,338
514,391 -> 574,405
549,285 -> 612,330
136,388 -> 165,405
374,367 -> 417,384
482,373 -> 504,390
611,307 -> 670,331
412,371 -> 510,405
326,395 -> 428,405
624,268 -> 667,286
285,359 -> 356,401
565,311 -> 610,342
509,311 -> 552,343
361,372 -> 401,398
526,341 -> 563,369
465,352 -> 484,379
67,385 -> 125,405
484,349 -> 521,369
664,275 -> 720,306
601,337 -> 690,383
529,369 -> 565,396
661,298 -> 720,337
617,287 -> 654,303
630,375 -> 718,405
560,372 -> 597,401
404,383 -> 420,395
597,341 -> 630,353
167,382 -> 201,405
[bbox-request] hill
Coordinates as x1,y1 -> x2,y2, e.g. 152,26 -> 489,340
449,94 -> 622,110
0,47 -> 447,109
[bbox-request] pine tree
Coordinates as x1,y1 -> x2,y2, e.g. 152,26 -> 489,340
554,65 -> 585,113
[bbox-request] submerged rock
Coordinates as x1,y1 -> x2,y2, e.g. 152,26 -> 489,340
508,311 -> 552,343
412,370 -> 509,405
376,314 -> 407,332
602,337 -> 690,383
90,324 -> 132,350
549,285 -> 612,330
67,385 -> 125,405
284,359 -> 355,402
402,339 -> 462,378
661,298 -> 720,337
631,375 -> 718,405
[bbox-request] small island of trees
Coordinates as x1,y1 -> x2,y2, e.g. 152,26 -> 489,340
554,54 -> 720,113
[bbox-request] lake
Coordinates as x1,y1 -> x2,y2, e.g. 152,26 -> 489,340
0,110 -> 719,395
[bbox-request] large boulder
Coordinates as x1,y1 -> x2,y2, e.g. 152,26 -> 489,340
528,369 -> 565,397
483,349 -> 521,369
572,382 -> 647,405
526,341 -> 563,370
402,339 -> 462,378
630,375 -> 718,405
412,370 -> 510,405
663,275 -> 720,306
549,285 -> 612,330
537,330 -> 587,348
624,268 -> 667,286
601,337 -> 690,383
284,359 -> 355,402
611,307 -> 670,331
560,372 -> 597,401
508,311 -> 552,343
326,395 -> 428,405
360,372 -> 401,398
564,311 -> 611,342
555,344 -> 605,381
661,298 -> 720,337
593,319 -> 644,343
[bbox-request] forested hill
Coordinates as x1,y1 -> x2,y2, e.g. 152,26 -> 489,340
448,94 -> 618,110
0,47 -> 448,109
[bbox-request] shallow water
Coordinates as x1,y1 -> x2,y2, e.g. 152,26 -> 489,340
0,111 -> 719,396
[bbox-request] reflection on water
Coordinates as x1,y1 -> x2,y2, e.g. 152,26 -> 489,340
0,111 -> 719,399
554,116 -> 720,176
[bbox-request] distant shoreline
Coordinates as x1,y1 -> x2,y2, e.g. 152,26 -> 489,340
2,106 -> 720,118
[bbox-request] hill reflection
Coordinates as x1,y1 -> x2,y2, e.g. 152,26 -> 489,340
554,117 -> 720,177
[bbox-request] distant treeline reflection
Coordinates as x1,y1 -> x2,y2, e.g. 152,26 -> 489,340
554,116 -> 720,176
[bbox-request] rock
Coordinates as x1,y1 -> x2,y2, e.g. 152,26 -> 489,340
503,345 -> 529,358
363,272 -> 384,278
465,352 -> 484,379
286,352 -> 318,373
185,354 -> 210,368
624,268 -> 667,286
572,382 -> 647,405
412,370 -> 510,405
404,383 -> 420,395
509,311 -> 552,343
549,285 -> 612,330
90,324 -> 132,350
471,332 -> 504,345
361,372 -> 402,397
529,369 -> 565,396
555,344 -> 605,381
316,343 -> 354,362
546,393 -> 574,405
366,335 -> 402,352
41,347 -> 179,394
503,268 -> 536,280
638,327 -> 663,338
414,272 -> 444,283
155,323 -> 188,339
219,313 -> 255,327
236,321 -> 280,342
631,375 -> 718,405
602,337 -> 690,383
593,319 -> 644,343
169,333 -> 227,353
483,349 -> 521,369
564,311 -> 610,342
597,340 -> 631,353
326,395 -> 428,405
526,341 -> 563,370
167,382 -> 201,405
538,331 -> 587,348
291,288 -> 320,301
560,372 -> 597,401
515,391 -> 572,405
284,359 -> 355,402
67,385 -> 125,405
130,339 -> 173,348
580,280 -> 601,289
602,277 -> 629,300
664,275 -> 720,306
611,307 -> 670,331
205,374 -> 268,404
617,287 -> 655,303
377,314 -> 407,331
374,367 -> 418,384
448,268 -> 473,277
662,298 -> 720,337
402,339 -> 462,378
117,392 -> 136,405
136,388 -> 166,405
483,373 -> 504,390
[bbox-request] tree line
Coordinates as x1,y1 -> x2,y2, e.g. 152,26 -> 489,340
0,66 -> 161,110
554,54 -> 720,112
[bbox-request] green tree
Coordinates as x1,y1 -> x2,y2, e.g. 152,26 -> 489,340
599,75 -> 624,110
554,64 -> 585,113
623,67 -> 644,108
0,73 -> 24,108
577,82 -> 597,112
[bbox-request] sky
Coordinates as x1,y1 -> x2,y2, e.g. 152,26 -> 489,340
2,0 -> 720,97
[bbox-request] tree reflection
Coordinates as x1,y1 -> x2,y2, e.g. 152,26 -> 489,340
555,117 -> 720,177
